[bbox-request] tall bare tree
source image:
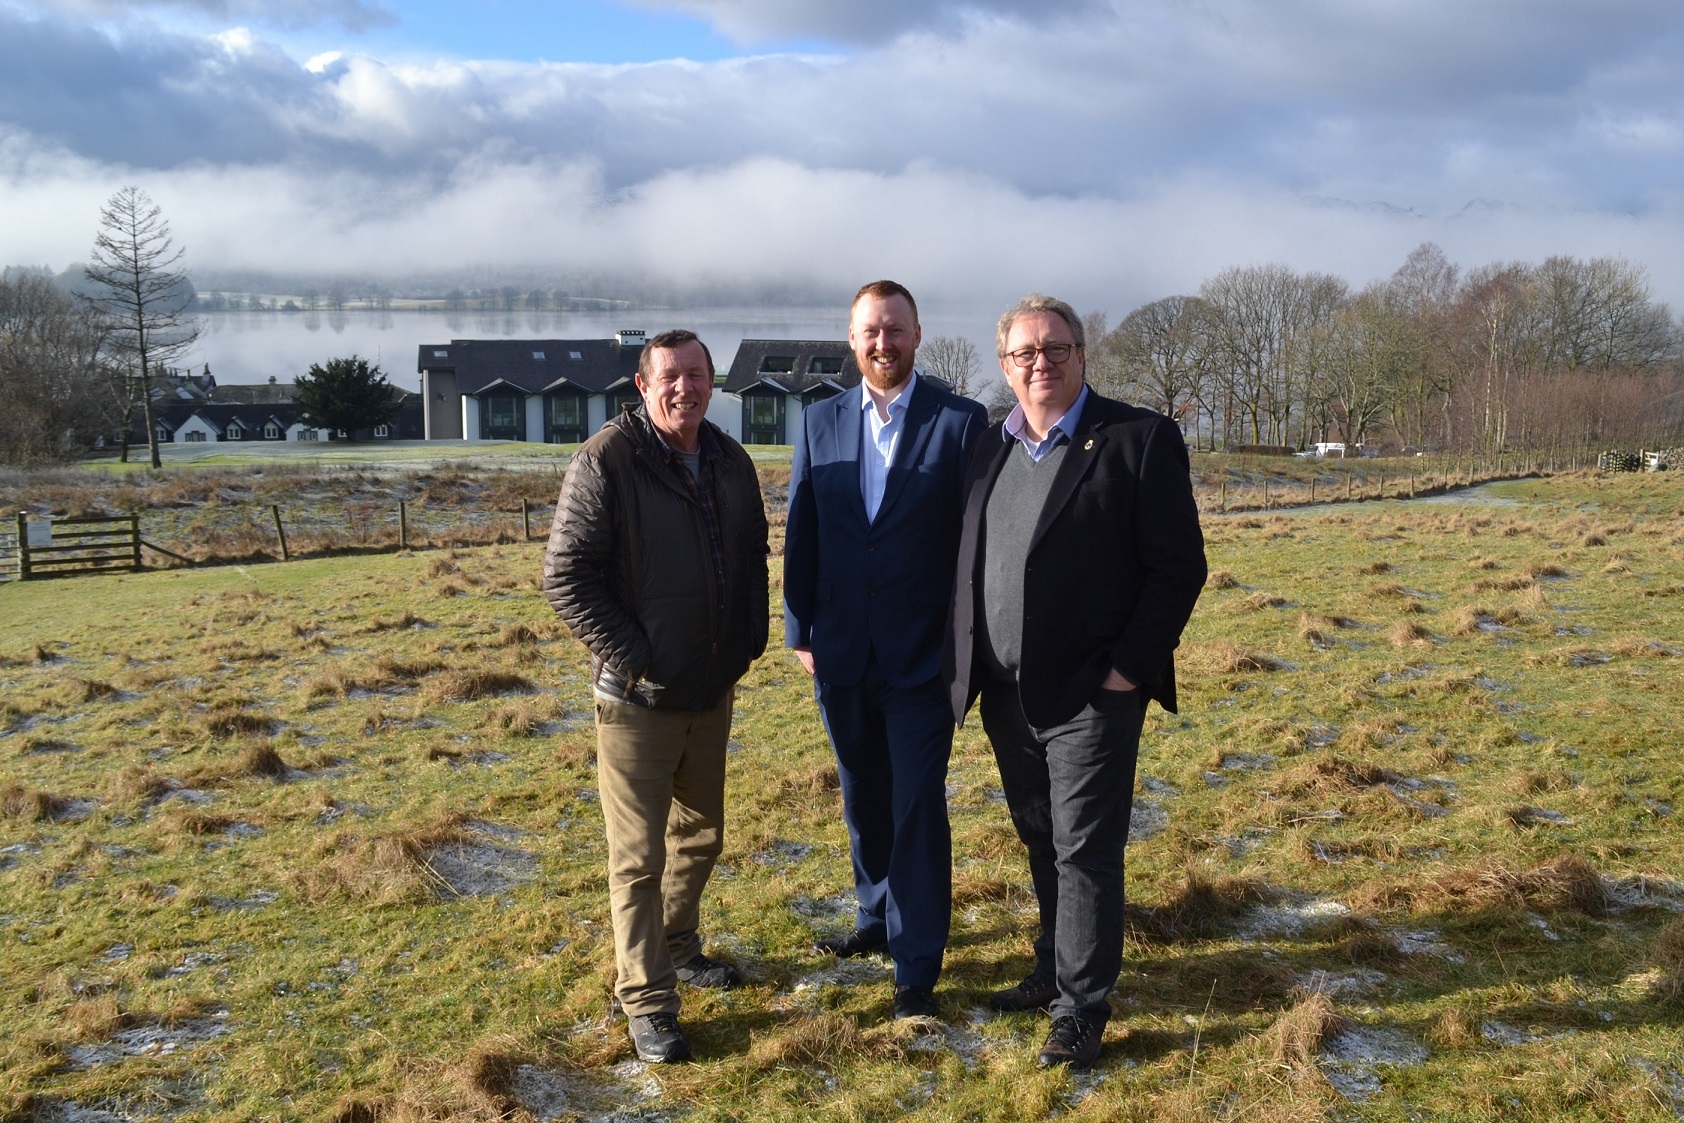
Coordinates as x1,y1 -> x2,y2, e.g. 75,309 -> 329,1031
917,335 -> 981,398
83,186 -> 201,468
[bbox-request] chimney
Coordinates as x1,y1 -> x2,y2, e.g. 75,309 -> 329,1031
615,329 -> 646,348
269,376 -> 277,384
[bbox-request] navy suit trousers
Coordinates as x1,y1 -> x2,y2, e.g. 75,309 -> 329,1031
815,658 -> 954,988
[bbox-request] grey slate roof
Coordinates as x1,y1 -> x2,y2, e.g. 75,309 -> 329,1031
721,340 -> 861,395
418,337 -> 643,395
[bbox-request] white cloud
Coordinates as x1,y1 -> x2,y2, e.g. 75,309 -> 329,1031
1,0 -> 1681,313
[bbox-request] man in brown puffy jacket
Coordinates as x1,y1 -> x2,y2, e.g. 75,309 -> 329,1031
543,329 -> 769,1064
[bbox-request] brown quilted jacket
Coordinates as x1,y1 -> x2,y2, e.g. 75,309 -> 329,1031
542,407 -> 769,711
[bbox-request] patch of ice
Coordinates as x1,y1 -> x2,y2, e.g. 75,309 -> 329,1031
1320,1024 -> 1428,1102
1296,968 -> 1388,998
751,839 -> 811,867
1128,799 -> 1167,843
789,894 -> 854,923
1393,930 -> 1465,963
1480,1020 -> 1538,1047
1140,775 -> 1179,796
1220,752 -> 1275,772
1604,875 -> 1684,912
1237,897 -> 1348,939
63,1012 -> 232,1070
421,839 -> 539,897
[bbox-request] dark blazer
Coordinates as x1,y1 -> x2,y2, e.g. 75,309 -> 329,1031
946,390 -> 1207,728
785,376 -> 989,688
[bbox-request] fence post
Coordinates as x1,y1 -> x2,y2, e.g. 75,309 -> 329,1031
15,512 -> 27,581
129,513 -> 141,572
522,497 -> 531,540
1310,478 -> 1315,504
399,500 -> 408,549
271,505 -> 289,561
1220,480 -> 1226,512
1263,479 -> 1270,509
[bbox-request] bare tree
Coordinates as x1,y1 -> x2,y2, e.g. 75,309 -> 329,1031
1105,295 -> 1211,436
82,186 -> 201,468
1,270 -> 110,463
917,334 -> 981,397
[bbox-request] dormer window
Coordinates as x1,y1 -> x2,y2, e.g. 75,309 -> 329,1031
760,356 -> 795,373
264,422 -> 281,439
809,357 -> 843,375
227,424 -> 243,440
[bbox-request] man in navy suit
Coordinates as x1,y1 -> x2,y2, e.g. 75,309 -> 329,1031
784,279 -> 988,1020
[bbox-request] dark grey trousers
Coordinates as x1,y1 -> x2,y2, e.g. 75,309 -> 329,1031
979,681 -> 1145,1026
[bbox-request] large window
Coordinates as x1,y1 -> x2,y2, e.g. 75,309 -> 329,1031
743,391 -> 785,445
546,392 -> 586,444
482,393 -> 524,440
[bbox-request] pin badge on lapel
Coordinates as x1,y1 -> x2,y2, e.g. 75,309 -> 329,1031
1083,439 -> 1095,450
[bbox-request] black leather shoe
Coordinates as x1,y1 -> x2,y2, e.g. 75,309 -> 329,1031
674,952 -> 741,989
1037,1015 -> 1102,1071
893,984 -> 938,1020
812,929 -> 887,958
990,968 -> 1059,1012
628,1013 -> 692,1063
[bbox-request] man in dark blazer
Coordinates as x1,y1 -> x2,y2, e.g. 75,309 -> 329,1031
785,279 -> 989,1020
946,293 -> 1206,1070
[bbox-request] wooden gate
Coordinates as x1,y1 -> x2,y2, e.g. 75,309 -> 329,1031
15,513 -> 142,580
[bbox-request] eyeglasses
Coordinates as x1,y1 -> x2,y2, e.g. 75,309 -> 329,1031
1006,343 -> 1079,368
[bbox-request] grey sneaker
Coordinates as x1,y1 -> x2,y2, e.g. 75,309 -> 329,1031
628,1012 -> 691,1063
674,952 -> 742,989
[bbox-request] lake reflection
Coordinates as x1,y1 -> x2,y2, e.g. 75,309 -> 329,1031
193,306 -> 998,387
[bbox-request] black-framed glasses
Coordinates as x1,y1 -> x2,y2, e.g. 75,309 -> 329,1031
1006,343 -> 1079,368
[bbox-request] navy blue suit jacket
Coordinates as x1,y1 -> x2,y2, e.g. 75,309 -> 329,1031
784,377 -> 988,688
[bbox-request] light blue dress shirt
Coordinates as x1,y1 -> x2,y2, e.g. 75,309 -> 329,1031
860,372 -> 917,522
1003,383 -> 1090,461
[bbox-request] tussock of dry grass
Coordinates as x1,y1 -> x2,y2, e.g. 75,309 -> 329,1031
1235,591 -> 1285,612
495,623 -> 547,646
0,781 -> 68,821
200,705 -> 274,737
364,611 -> 428,633
479,697 -> 561,736
1277,756 -> 1399,798
105,765 -> 171,805
1130,866 -> 1269,942
425,670 -> 534,704
1360,561 -> 1395,575
1355,854 -> 1609,917
1264,991 -> 1345,1072
58,677 -> 119,705
746,1013 -> 905,1071
309,817 -> 473,904
1427,1007 -> 1482,1050
1388,620 -> 1433,646
1186,641 -> 1287,674
1205,570 -> 1239,590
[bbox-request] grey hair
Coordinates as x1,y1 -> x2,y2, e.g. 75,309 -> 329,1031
995,294 -> 1084,357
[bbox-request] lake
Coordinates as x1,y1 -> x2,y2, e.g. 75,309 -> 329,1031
191,306 -> 1001,389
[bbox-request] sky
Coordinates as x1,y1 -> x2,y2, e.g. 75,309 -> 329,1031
2,0 -> 1682,318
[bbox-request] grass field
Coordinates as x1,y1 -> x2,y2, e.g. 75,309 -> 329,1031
2,471 -> 1682,1121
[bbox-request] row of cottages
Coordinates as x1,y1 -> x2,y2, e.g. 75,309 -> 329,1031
417,332 -> 863,445
103,377 -> 425,446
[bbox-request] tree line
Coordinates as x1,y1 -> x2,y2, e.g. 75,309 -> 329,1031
1081,244 -> 1684,455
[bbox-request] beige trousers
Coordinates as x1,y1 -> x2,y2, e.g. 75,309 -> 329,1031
594,691 -> 733,1017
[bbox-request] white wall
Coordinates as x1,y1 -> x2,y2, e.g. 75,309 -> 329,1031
461,396 -> 481,443
175,415 -> 218,443
525,396 -> 544,444
707,391 -> 741,440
